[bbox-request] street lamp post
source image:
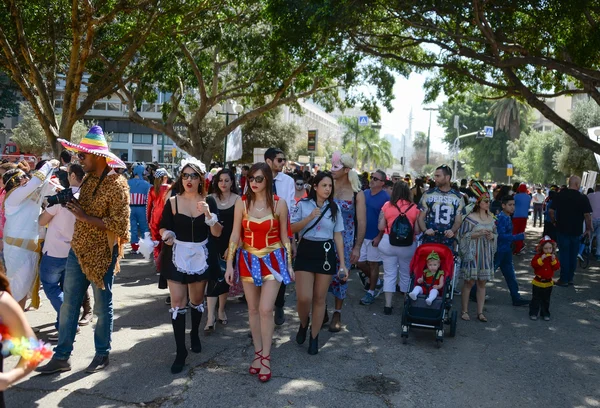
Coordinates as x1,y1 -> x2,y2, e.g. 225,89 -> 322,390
424,107 -> 439,165
213,100 -> 244,168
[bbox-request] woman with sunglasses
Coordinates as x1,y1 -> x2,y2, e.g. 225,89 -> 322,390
204,168 -> 240,332
294,174 -> 308,203
2,160 -> 59,309
159,158 -> 223,374
291,172 -> 346,355
224,162 -> 294,382
458,181 -> 498,322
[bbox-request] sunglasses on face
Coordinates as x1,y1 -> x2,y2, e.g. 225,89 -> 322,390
295,182 -> 304,186
481,199 -> 490,203
182,172 -> 200,180
371,176 -> 383,182
248,175 -> 265,183
275,157 -> 287,163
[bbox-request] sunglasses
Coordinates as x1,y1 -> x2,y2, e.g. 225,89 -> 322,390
295,182 -> 304,186
371,176 -> 383,182
248,175 -> 265,183
182,172 -> 200,180
275,157 -> 287,163
481,199 -> 490,203
77,152 -> 87,161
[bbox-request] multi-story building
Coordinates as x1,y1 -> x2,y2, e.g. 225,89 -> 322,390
532,94 -> 573,132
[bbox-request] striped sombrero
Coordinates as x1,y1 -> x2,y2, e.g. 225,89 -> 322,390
58,125 -> 126,168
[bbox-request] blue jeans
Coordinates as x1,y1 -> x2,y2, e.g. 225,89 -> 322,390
53,248 -> 117,360
39,254 -> 67,329
556,233 -> 580,283
130,205 -> 149,244
494,251 -> 523,303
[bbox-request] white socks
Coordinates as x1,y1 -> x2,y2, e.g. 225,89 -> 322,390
409,287 -> 439,305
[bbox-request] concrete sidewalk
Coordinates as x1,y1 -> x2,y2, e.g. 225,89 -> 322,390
7,224 -> 600,407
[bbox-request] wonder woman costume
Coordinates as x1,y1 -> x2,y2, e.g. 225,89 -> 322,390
237,196 -> 292,286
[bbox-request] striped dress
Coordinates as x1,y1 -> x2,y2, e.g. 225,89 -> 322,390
458,215 -> 497,281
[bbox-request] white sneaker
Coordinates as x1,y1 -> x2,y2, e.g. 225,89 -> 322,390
577,254 -> 584,262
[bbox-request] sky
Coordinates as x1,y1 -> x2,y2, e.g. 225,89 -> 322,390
378,72 -> 448,154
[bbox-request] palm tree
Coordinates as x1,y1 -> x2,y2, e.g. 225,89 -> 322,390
489,97 -> 531,140
339,116 -> 395,170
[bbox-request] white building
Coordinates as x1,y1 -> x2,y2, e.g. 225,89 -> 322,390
281,100 -> 343,156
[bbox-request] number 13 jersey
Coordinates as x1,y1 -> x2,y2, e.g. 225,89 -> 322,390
418,187 -> 464,247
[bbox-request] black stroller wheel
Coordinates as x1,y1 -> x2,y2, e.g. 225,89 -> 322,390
449,310 -> 457,337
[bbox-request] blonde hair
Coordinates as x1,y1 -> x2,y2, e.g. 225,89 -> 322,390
348,169 -> 361,193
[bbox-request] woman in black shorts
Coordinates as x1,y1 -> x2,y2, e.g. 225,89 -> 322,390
291,172 -> 347,355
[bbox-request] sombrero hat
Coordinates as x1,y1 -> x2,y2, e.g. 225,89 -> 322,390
58,125 -> 126,169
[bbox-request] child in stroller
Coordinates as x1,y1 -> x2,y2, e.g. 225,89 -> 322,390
408,250 -> 445,305
401,243 -> 458,346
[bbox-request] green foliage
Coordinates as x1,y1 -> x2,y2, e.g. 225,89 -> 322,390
7,104 -> 89,156
0,75 -> 19,127
438,89 -> 515,180
349,0 -> 600,153
413,131 -> 427,150
240,111 -> 300,163
338,116 -> 393,170
510,130 -> 564,184
554,99 -> 600,176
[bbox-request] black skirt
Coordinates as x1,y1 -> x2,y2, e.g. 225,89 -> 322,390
295,239 -> 336,275
160,240 -> 220,284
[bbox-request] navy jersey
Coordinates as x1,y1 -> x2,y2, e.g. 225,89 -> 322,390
419,187 -> 464,247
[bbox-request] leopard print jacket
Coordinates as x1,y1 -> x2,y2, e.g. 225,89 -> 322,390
71,171 -> 130,289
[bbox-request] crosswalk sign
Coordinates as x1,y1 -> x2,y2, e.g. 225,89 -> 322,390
484,126 -> 494,138
358,116 -> 369,126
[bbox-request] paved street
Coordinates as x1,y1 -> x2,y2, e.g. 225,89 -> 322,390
7,224 -> 600,408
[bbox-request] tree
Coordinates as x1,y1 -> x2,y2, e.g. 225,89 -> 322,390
437,88 -> 521,180
7,103 -> 89,156
348,0 -> 600,154
117,2 -> 395,163
0,74 -> 18,127
239,110 -> 300,163
510,130 -> 564,185
489,98 -> 531,140
339,116 -> 394,170
0,0 -> 197,155
412,131 -> 427,150
554,99 -> 600,176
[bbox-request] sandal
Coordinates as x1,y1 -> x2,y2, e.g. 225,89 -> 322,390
258,354 -> 271,382
249,349 -> 262,375
477,313 -> 488,323
461,311 -> 470,321
218,313 -> 228,325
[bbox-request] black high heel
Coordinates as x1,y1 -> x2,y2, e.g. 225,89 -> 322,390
296,318 -> 310,345
308,332 -> 319,355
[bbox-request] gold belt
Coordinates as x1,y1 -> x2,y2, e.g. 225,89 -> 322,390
242,242 -> 283,258
4,236 -> 40,252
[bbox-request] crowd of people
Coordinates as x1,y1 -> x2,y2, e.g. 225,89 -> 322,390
0,124 -> 594,400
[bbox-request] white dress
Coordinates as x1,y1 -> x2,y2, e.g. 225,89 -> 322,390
3,163 -> 55,301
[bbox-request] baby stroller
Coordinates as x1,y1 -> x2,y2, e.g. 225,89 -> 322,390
401,243 -> 458,348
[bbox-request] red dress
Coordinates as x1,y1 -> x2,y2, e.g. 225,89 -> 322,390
237,196 -> 292,285
146,184 -> 170,264
419,269 -> 444,295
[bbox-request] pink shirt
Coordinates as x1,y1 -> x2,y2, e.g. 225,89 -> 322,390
382,199 -> 420,234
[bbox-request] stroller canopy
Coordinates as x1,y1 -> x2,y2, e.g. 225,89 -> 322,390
410,243 -> 455,281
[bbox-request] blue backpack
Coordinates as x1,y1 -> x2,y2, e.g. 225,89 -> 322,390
388,203 -> 415,246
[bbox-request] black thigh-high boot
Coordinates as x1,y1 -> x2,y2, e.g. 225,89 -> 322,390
189,303 -> 203,353
170,308 -> 188,374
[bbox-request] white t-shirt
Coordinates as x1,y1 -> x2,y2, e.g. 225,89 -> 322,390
42,187 -> 80,258
273,172 -> 295,213
532,192 -> 546,204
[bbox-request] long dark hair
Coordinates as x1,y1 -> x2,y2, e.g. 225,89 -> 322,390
304,171 -> 338,222
391,181 -> 413,208
246,163 -> 275,215
2,169 -> 25,193
212,169 -> 239,199
414,179 -> 425,203
0,273 -> 10,294
174,164 -> 205,196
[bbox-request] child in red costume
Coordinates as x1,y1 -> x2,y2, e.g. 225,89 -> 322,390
529,236 -> 560,321
408,251 -> 445,305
